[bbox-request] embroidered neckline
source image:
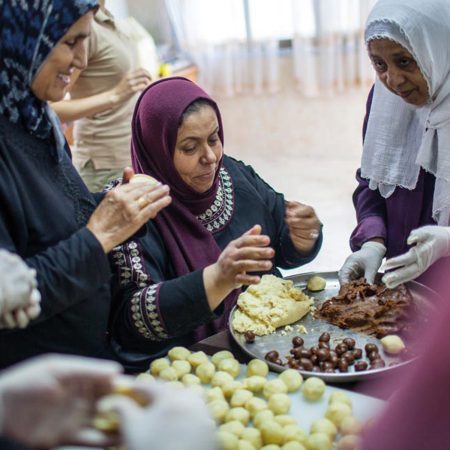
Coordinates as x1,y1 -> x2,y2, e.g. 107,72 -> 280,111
196,167 -> 234,233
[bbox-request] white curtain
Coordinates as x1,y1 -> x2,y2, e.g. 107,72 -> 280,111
166,0 -> 377,97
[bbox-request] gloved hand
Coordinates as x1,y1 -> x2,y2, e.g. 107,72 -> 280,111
339,241 -> 387,285
0,249 -> 41,329
0,354 -> 122,449
102,381 -> 217,450
382,225 -> 450,288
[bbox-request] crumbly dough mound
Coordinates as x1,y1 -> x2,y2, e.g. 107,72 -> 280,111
232,275 -> 313,336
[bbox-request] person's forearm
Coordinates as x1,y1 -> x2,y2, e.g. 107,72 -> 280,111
203,265 -> 234,311
51,90 -> 118,123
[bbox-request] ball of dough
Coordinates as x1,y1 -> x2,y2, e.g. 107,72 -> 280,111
325,402 -> 352,427
380,334 -> 406,355
339,416 -> 363,436
167,346 -> 191,361
307,275 -> 326,292
217,430 -> 239,450
208,399 -> 230,423
305,433 -> 332,450
302,377 -> 326,401
310,418 -> 337,440
243,376 -> 267,393
211,371 -> 235,388
206,386 -> 226,403
220,420 -> 245,437
328,391 -> 353,410
222,380 -> 244,399
263,379 -> 288,399
274,415 -> 297,427
172,359 -> 191,378
158,366 -> 178,381
279,369 -> 303,393
260,421 -> 285,445
149,357 -> 170,376
282,424 -> 307,445
268,393 -> 291,415
135,372 -> 155,383
195,361 -> 216,384
182,373 -> 201,387
337,434 -> 362,450
282,442 -> 306,450
241,427 -> 263,449
261,446 -> 281,450
218,358 -> 241,378
253,409 -> 275,429
231,389 -> 254,408
225,407 -> 251,426
238,440 -> 256,450
212,350 -> 234,368
247,359 -> 269,377
188,350 -> 209,368
245,397 -> 268,417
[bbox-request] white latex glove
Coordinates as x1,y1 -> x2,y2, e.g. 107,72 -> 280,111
0,354 -> 122,449
339,241 -> 387,285
102,381 -> 217,450
0,249 -> 41,329
382,225 -> 450,288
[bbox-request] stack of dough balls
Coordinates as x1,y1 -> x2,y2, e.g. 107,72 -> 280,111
142,346 -> 365,450
232,275 -> 313,336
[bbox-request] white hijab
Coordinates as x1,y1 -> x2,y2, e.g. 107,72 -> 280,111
362,0 -> 450,225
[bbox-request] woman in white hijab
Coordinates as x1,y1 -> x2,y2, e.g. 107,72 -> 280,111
339,0 -> 450,290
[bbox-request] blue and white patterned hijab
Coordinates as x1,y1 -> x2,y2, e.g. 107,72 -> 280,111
0,0 -> 97,159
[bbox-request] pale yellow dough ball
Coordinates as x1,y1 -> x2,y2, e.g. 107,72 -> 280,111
268,393 -> 291,415
380,334 -> 406,355
253,409 -> 275,429
220,420 -> 245,437
310,418 -> 337,440
231,389 -> 254,408
282,442 -> 306,450
208,399 -> 230,423
247,359 -> 269,377
222,380 -> 244,399
243,376 -> 267,393
339,416 -> 363,436
226,407 -> 251,426
260,421 -> 285,445
279,369 -> 303,393
282,424 -> 307,444
217,430 -> 239,450
263,379 -> 288,399
328,391 -> 353,410
158,366 -> 178,382
211,371 -> 235,388
149,357 -> 170,376
336,434 -> 362,450
182,373 -> 201,387
172,359 -> 191,378
305,433 -> 332,450
135,372 -> 154,383
218,358 -> 241,378
238,439 -> 257,450
206,386 -> 226,403
241,427 -> 263,449
195,361 -> 216,384
274,415 -> 297,427
325,402 -> 352,427
302,377 -> 326,401
167,346 -> 190,361
245,397 -> 268,417
187,350 -> 209,368
261,446 -> 281,450
212,350 -> 235,368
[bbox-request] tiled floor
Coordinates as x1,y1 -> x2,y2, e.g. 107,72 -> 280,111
216,86 -> 370,276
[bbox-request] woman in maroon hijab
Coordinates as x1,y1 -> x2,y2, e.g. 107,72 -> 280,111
109,77 -> 322,372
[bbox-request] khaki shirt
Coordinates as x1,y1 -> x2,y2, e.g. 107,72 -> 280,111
71,9 -> 139,170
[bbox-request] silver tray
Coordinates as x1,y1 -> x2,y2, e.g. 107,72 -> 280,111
229,271 -> 437,383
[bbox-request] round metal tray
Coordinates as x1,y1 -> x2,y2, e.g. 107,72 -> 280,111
229,271 -> 437,383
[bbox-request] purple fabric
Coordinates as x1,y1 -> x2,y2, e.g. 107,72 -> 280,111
130,76 -> 238,341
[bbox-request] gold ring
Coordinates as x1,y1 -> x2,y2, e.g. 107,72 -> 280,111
309,231 -> 319,239
137,196 -> 149,209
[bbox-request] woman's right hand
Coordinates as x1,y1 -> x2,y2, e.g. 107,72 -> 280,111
87,182 -> 171,253
203,225 -> 274,309
110,68 -> 152,105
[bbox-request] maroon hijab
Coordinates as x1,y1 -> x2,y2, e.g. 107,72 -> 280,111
131,77 -> 237,341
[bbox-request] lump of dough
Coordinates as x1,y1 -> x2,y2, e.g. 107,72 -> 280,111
310,418 -> 337,440
247,359 -> 269,377
268,393 -> 291,415
218,358 -> 241,378
167,346 -> 190,361
279,369 -> 303,392
307,275 -> 326,292
380,334 -> 406,355
302,377 -> 326,401
149,358 -> 170,376
263,379 -> 288,399
325,402 -> 352,427
195,361 -> 216,384
212,350 -> 235,368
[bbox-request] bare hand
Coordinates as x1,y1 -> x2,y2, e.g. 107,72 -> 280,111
87,182 -> 171,253
285,201 -> 321,254
110,68 -> 152,105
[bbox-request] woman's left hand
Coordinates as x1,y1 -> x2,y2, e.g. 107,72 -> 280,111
285,201 -> 321,254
